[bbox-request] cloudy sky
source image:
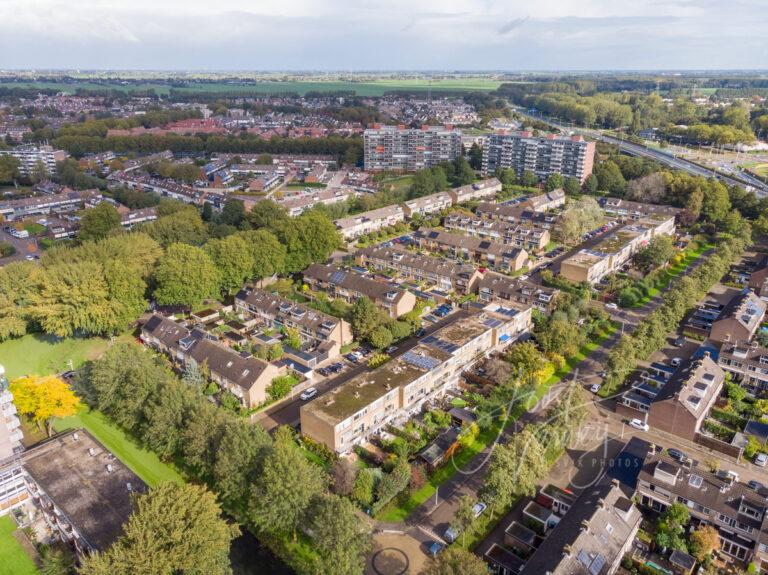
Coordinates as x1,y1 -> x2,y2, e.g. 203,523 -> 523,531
0,0 -> 766,70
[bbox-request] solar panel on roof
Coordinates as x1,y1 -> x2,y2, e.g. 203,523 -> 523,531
402,351 -> 441,371
484,318 -> 502,328
577,550 -> 591,568
589,554 -> 606,575
330,270 -> 347,284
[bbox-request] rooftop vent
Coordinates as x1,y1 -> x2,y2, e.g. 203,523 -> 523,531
106,464 -> 114,474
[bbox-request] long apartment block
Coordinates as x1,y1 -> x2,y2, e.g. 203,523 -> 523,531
355,245 -> 482,295
363,124 -> 462,171
559,215 -> 676,284
449,178 -> 502,204
444,213 -> 550,252
302,263 -> 416,318
415,228 -> 529,274
300,303 -> 533,452
334,204 -> 405,240
234,288 -> 353,354
482,131 -> 595,182
478,271 -> 558,313
0,145 -> 66,176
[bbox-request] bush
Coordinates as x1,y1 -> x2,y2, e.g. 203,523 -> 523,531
267,374 -> 298,401
367,352 -> 390,368
219,390 -> 242,414
0,242 -> 16,258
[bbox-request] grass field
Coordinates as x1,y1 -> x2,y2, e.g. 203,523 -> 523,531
0,333 -> 133,379
0,516 -> 38,575
743,162 -> 768,178
3,78 -> 501,97
55,407 -> 184,488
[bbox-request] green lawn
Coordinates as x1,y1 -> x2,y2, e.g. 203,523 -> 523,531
0,516 -> 38,575
375,324 -> 617,522
0,333 -> 133,379
55,407 -> 184,488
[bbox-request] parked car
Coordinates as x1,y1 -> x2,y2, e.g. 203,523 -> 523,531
605,303 -> 618,310
748,480 -> 764,491
317,368 -> 330,377
472,502 -> 487,518
385,345 -> 398,355
590,384 -> 601,394
667,448 -> 688,462
755,453 -> 768,467
629,418 -> 649,432
299,387 -> 318,401
345,353 -> 359,363
415,328 -> 426,337
673,336 -> 686,347
427,541 -> 444,557
443,526 -> 458,544
671,357 -> 682,367
716,469 -> 740,483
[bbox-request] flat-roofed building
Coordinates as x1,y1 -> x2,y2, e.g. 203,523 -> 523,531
22,429 -> 147,555
334,205 -> 405,241
559,216 -> 676,284
356,245 -> 482,295
402,192 -> 453,218
0,145 -> 66,177
600,197 -> 682,221
279,187 -> 357,217
364,124 -> 462,171
444,214 -> 550,252
301,303 -> 532,452
449,178 -> 502,205
415,228 -> 529,274
482,131 -> 595,183
710,289 -> 766,344
0,189 -> 100,221
234,288 -> 352,353
302,263 -> 416,318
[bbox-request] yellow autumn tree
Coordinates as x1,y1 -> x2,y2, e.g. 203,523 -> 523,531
10,375 -> 81,437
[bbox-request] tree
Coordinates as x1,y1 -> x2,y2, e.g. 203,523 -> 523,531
79,482 -> 239,575
701,181 -> 731,223
38,544 -> 75,575
451,495 -> 477,546
273,212 -> 340,273
689,525 -> 720,561
239,229 -> 286,280
10,375 -> 80,437
220,199 -> 246,228
154,243 -> 220,307
349,297 -> 383,340
563,177 -> 581,195
368,325 -> 393,349
545,173 -> 563,192
0,155 -> 20,183
249,426 -> 328,538
521,170 -> 538,187
634,235 -> 676,271
536,318 -> 583,358
306,494 -> 372,575
467,143 -> 483,170
204,234 -> 254,294
553,196 -> 603,246
654,502 -> 690,552
505,341 -> 554,387
78,202 -> 122,242
625,172 -> 666,203
181,358 -> 205,390
142,208 -> 208,247
247,199 -> 289,230
331,458 -> 358,496
419,546 -> 487,575
452,157 -> 475,186
267,375 -> 295,401
583,173 -> 598,194
352,469 -> 375,507
283,327 -> 302,350
594,160 -> 626,195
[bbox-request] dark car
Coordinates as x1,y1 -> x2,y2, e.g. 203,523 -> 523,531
668,448 -> 688,462
673,336 -> 686,347
748,480 -> 764,491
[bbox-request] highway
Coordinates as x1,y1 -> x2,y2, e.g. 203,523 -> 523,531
512,107 -> 768,197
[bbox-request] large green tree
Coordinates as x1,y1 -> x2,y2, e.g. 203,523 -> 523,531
204,234 -> 254,294
306,494 -> 372,575
154,243 -> 220,306
419,547 -> 487,575
239,229 -> 286,279
78,202 -> 122,242
78,482 -> 239,575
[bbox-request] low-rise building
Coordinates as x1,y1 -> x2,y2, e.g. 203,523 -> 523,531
0,189 -> 100,221
559,216 -> 676,284
334,205 -> 405,240
356,245 -> 482,295
279,188 -> 356,217
523,189 -> 566,212
302,263 -> 416,318
710,290 -> 766,344
444,214 -> 550,252
618,353 -> 724,442
141,314 -> 280,407
600,198 -> 681,221
301,303 -> 532,452
718,343 -> 768,395
402,192 -> 453,218
415,228 -> 529,274
234,288 -> 352,354
448,178 -> 502,205
748,256 -> 768,297
120,207 -> 157,228
478,271 -> 558,312
636,451 -> 768,565
474,201 -> 559,230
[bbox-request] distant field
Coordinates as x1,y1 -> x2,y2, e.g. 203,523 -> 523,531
743,162 -> 768,177
2,78 -> 502,97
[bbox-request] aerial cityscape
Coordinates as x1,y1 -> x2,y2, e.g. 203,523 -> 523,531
1,2 -> 768,575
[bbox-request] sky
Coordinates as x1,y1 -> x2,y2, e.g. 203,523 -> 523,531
0,0 -> 767,71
